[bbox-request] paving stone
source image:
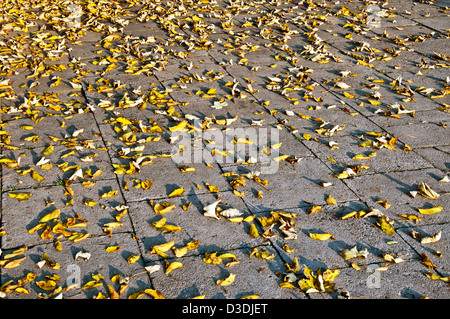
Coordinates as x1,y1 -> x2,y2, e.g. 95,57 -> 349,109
0,232 -> 149,299
266,201 -> 417,270
220,159 -> 359,211
334,259 -> 450,299
1,179 -> 132,249
396,223 -> 450,275
1,113 -> 102,149
413,16 -> 450,34
149,246 -> 293,299
114,157 -> 231,202
1,142 -> 115,191
414,146 -> 450,172
345,168 -> 450,225
301,134 -> 433,175
128,191 -> 263,258
386,122 -> 450,148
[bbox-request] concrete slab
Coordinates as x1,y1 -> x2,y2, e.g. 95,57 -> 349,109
267,201 -> 417,271
149,246 -> 293,299
1,142 -> 115,191
114,157 -> 231,202
220,159 -> 359,211
301,134 -> 433,175
335,259 -> 450,299
1,179 -> 133,249
0,232 -> 150,299
345,168 -> 450,224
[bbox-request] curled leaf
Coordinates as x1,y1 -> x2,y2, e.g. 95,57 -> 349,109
165,261 -> 183,275
341,246 -> 369,260
216,273 -> 236,286
418,206 -> 443,215
417,182 -> 440,199
420,231 -> 442,244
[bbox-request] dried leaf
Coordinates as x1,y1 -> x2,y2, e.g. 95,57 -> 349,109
420,231 -> 442,244
165,261 -> 183,275
377,216 -> 395,235
216,273 -> 236,286
341,246 -> 369,260
8,192 -> 32,202
39,208 -> 60,223
249,223 -> 259,238
105,245 -> 121,253
168,187 -> 184,197
309,232 -> 335,241
203,200 -> 221,220
417,182 -> 440,199
418,206 -> 443,215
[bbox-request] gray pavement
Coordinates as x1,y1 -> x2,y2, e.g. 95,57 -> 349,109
0,0 -> 449,300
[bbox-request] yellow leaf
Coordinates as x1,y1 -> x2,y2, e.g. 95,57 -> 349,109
31,170 -> 45,182
169,121 -> 187,132
241,294 -> 260,299
417,182 -> 440,199
343,91 -> 355,98
36,280 -> 57,291
326,195 -> 337,205
150,241 -> 175,255
249,223 -> 259,238
418,206 -> 443,215
377,216 -> 395,235
216,273 -> 236,286
3,256 -> 26,269
81,281 -> 103,290
100,190 -> 118,198
153,202 -> 176,214
39,208 -> 61,223
273,154 -> 289,161
352,154 -> 371,160
84,199 -> 98,206
127,254 -> 140,264
8,192 -> 32,202
368,100 -> 382,105
205,183 -> 219,193
145,289 -> 166,299
42,145 -> 54,155
309,232 -> 335,240
168,187 -> 184,197
279,282 -> 296,289
165,261 -> 183,275
20,125 -> 34,130
105,245 -> 121,253
103,222 -> 123,229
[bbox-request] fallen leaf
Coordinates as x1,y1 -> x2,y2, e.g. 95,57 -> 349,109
165,261 -> 183,275
421,231 -> 442,244
341,246 -> 369,260
417,182 -> 440,199
39,208 -> 61,223
377,216 -> 395,235
105,246 -> 121,253
127,254 -> 140,264
216,273 -> 236,286
168,187 -> 184,197
203,200 -> 221,220
309,232 -> 335,241
8,192 -> 32,202
249,223 -> 259,238
418,206 -> 443,215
